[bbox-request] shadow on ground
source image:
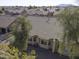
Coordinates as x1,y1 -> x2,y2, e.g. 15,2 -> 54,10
27,45 -> 69,59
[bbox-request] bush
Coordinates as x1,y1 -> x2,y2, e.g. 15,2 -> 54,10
0,44 -> 19,59
74,56 -> 79,59
0,45 -> 36,59
58,42 -> 65,55
58,41 -> 79,59
30,49 -> 36,56
68,43 -> 79,59
22,52 -> 28,59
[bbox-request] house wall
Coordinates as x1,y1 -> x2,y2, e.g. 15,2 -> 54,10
28,36 -> 53,49
38,39 -> 50,49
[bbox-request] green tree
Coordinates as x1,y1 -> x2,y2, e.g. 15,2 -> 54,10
13,16 -> 32,51
58,8 -> 79,59
58,8 -> 79,44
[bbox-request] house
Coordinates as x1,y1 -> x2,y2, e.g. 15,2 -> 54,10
27,16 -> 63,50
4,6 -> 27,16
0,15 -> 17,36
0,15 -> 16,34
27,9 -> 36,15
28,35 -> 53,49
5,9 -> 23,16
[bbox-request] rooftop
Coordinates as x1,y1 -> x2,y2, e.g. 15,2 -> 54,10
0,15 -> 16,28
28,16 -> 63,40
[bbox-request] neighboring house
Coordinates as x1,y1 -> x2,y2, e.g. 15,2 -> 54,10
0,15 -> 17,41
5,9 -> 23,16
27,9 -> 36,15
26,8 -> 48,16
34,8 -> 43,15
4,6 -> 27,16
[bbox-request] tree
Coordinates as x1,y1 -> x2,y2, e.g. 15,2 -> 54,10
58,8 -> 79,58
58,8 -> 79,44
28,5 -> 32,9
2,7 -> 5,11
13,16 -> 32,52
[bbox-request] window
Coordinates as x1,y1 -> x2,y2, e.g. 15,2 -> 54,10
1,28 -> 6,34
41,40 -> 44,44
41,40 -> 47,45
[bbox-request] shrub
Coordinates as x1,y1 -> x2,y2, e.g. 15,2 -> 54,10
30,49 -> 36,56
0,44 -> 36,59
58,42 -> 65,55
0,44 -> 19,59
58,41 -> 79,59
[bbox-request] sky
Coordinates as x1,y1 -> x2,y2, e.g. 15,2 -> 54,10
0,0 -> 78,6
